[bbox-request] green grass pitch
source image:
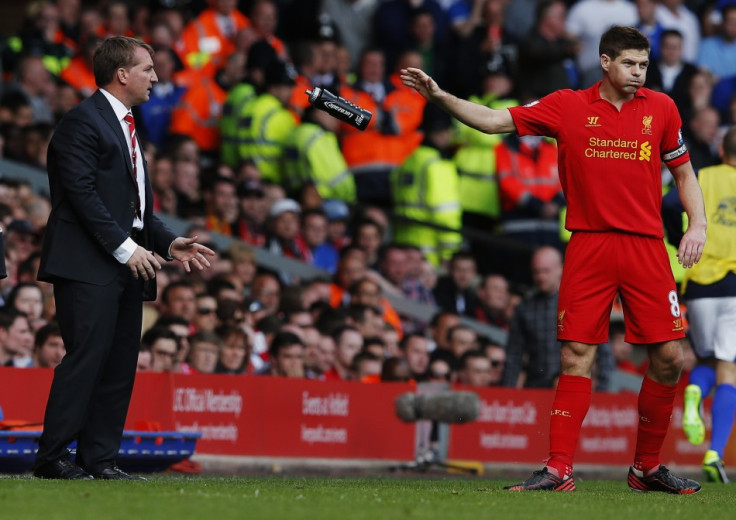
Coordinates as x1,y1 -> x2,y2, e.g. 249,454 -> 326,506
1,475 -> 734,520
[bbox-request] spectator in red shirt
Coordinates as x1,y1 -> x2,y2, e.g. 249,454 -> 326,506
324,325 -> 362,381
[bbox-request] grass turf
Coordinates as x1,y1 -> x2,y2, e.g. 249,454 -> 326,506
1,474 -> 733,520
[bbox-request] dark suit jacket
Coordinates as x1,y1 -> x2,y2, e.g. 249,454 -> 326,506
644,61 -> 699,114
38,90 -> 176,299
432,276 -> 479,318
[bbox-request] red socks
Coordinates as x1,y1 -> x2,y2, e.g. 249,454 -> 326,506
633,376 -> 676,474
547,375 -> 592,478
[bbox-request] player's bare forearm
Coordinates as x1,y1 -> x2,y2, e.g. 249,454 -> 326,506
400,67 -> 516,135
671,161 -> 706,267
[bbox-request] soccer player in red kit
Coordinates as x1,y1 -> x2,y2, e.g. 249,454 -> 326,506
401,25 -> 706,494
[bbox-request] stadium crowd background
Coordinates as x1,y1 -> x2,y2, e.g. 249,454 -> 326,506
0,0 -> 728,391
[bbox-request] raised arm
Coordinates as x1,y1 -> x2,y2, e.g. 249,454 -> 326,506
400,67 -> 517,135
670,161 -> 706,268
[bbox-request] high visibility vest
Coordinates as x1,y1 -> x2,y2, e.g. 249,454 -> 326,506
660,181 -> 687,283
181,9 -> 249,76
453,95 -> 517,217
288,74 -> 313,118
391,146 -> 462,266
682,163 -> 736,292
169,77 -> 226,152
220,82 -> 257,168
59,56 -> 96,98
236,93 -> 297,183
6,32 -> 74,77
283,123 -> 356,202
496,136 -> 562,235
340,83 -> 425,176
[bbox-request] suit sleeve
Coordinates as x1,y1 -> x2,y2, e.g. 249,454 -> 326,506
149,214 -> 177,260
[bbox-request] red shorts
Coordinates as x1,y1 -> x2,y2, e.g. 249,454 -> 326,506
557,232 -> 685,345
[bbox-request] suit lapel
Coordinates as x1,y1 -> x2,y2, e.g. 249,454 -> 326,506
92,91 -> 135,181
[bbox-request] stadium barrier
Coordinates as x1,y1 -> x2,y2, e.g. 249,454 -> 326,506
1,367 -> 732,469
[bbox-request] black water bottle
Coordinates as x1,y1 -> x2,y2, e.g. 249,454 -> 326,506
306,87 -> 372,131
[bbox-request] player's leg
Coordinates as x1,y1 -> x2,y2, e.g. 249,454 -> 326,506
703,300 -> 736,482
619,235 -> 700,494
547,341 -> 597,477
703,360 -> 736,483
625,339 -> 700,494
505,232 -> 613,492
684,298 -> 719,444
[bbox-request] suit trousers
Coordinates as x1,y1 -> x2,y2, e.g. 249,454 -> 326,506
34,266 -> 143,473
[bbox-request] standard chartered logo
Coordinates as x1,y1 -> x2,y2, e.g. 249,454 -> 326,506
584,137 -> 652,162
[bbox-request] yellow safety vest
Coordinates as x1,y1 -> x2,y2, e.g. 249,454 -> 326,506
236,93 -> 296,183
220,83 -> 257,168
283,123 -> 356,202
391,146 -> 462,266
682,163 -> 736,292
453,95 -> 517,218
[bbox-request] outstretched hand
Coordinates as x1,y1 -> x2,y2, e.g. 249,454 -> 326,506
399,67 -> 442,101
170,236 -> 215,273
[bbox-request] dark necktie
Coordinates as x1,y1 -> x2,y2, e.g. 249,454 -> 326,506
123,112 -> 142,220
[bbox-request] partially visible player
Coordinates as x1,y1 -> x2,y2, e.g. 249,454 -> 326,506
401,25 -> 706,494
681,125 -> 736,483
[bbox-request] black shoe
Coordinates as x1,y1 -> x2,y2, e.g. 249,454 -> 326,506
92,465 -> 147,481
628,466 -> 701,494
504,467 -> 576,491
34,458 -> 94,480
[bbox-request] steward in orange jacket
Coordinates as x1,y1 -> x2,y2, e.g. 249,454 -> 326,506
496,133 -> 564,248
180,2 -> 250,78
339,49 -> 425,206
169,75 -> 227,154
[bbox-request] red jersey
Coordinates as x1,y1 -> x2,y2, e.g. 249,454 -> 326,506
508,83 -> 689,238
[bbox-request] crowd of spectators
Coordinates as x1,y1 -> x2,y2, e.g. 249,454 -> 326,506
0,0 -> 718,390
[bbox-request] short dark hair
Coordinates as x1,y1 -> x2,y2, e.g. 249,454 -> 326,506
599,26 -> 650,60
301,207 -> 328,223
377,242 -> 404,264
722,125 -> 736,159
94,36 -> 153,88
459,349 -> 489,371
535,0 -> 562,27
447,323 -> 474,344
154,315 -> 190,328
659,28 -> 683,45
161,280 -> 195,305
34,322 -> 62,350
141,326 -> 180,351
429,310 -> 460,328
352,351 -> 380,372
190,330 -> 223,349
5,282 -> 42,311
449,251 -> 476,268
0,308 -> 28,330
346,303 -> 380,324
269,331 -> 304,358
331,324 -> 361,345
399,332 -> 426,351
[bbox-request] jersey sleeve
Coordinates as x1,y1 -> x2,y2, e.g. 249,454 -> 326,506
660,96 -> 690,168
507,91 -> 562,138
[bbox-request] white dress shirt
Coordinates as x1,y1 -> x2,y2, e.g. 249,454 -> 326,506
99,89 -> 146,264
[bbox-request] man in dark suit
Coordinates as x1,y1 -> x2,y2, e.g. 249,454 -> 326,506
644,29 -> 699,112
432,251 -> 480,318
33,36 -> 215,480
